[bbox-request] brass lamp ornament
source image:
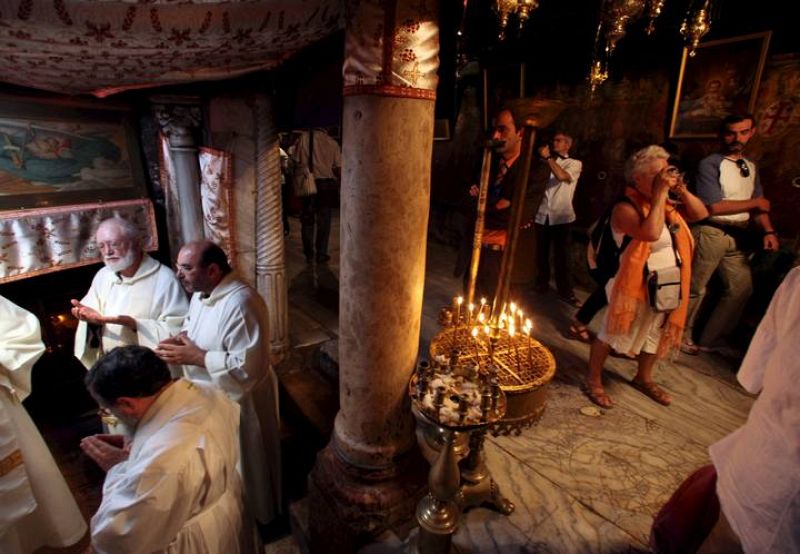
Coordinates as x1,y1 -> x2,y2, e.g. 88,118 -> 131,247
603,0 -> 645,53
496,0 -> 540,40
645,0 -> 667,34
681,0 -> 713,57
589,58 -> 610,93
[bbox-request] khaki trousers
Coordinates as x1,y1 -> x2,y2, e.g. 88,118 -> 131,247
685,224 -> 753,347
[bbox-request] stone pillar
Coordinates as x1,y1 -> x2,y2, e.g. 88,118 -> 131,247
253,95 -> 290,361
152,100 -> 204,253
308,1 -> 440,551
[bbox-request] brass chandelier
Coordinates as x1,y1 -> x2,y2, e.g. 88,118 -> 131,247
588,0 -> 717,92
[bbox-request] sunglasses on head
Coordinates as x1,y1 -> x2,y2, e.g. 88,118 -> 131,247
735,159 -> 750,178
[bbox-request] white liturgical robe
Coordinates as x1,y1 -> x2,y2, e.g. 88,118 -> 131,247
91,379 -> 251,553
709,266 -> 800,553
181,273 -> 281,524
74,254 -> 188,369
0,295 -> 87,554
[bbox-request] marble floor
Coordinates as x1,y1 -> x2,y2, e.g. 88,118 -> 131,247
32,209 -> 754,554
283,210 -> 754,553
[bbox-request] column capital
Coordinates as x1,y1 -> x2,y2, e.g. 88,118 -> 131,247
151,97 -> 202,147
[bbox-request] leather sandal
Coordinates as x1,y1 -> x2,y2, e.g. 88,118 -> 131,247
631,379 -> 672,406
680,339 -> 700,355
568,322 -> 591,343
582,381 -> 613,408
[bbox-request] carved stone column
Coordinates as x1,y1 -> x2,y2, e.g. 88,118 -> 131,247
308,1 -> 440,551
152,99 -> 203,255
253,95 -> 290,361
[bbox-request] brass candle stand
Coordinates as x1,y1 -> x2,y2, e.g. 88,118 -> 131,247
431,312 -> 556,436
410,354 -> 512,554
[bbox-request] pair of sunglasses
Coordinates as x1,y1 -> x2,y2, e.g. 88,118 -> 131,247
735,158 -> 750,178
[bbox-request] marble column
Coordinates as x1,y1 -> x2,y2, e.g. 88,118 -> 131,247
253,95 -> 290,362
308,1 -> 440,551
152,101 -> 204,254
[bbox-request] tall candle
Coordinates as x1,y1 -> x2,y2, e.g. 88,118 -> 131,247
509,325 -> 520,371
524,324 -> 532,366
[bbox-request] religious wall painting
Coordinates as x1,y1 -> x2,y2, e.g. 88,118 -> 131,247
670,32 -> 771,139
751,53 -> 800,240
0,96 -> 147,210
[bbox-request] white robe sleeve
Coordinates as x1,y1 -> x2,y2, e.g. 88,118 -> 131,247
91,464 -> 196,554
74,273 -> 105,369
737,267 -> 800,394
134,271 -> 188,349
203,295 -> 267,402
0,296 -> 45,400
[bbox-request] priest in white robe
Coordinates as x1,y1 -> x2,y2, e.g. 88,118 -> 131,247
0,294 -> 87,554
83,345 -> 253,553
72,217 -> 188,371
155,241 -> 282,526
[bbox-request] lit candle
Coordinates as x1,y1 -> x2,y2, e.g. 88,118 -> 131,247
467,302 -> 474,328
478,311 -> 485,324
471,326 -> 480,362
480,297 -> 487,318
517,309 -> 524,331
455,296 -> 463,326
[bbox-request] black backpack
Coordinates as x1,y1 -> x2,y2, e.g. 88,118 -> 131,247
586,197 -> 634,285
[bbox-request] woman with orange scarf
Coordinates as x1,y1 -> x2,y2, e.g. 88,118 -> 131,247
584,146 -> 708,408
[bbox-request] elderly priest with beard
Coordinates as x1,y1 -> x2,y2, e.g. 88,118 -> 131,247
82,345 -> 254,553
71,217 -> 188,371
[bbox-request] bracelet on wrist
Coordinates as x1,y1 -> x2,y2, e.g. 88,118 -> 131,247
763,230 -> 777,237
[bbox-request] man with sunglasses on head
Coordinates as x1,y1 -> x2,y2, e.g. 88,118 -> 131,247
682,113 -> 779,355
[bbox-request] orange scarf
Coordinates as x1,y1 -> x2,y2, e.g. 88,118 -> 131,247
606,187 -> 694,358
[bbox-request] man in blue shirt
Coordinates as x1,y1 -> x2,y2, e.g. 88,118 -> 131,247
682,114 -> 779,354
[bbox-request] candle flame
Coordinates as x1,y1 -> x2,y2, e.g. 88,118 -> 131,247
456,296 -> 463,305
480,297 -> 487,305
471,327 -> 478,338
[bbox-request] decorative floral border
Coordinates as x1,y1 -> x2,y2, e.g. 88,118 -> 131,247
0,198 -> 157,284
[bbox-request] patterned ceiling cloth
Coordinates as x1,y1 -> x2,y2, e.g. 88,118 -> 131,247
0,0 -> 343,97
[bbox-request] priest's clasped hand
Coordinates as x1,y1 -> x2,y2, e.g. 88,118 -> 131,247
155,332 -> 207,367
81,434 -> 130,472
70,299 -> 137,330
